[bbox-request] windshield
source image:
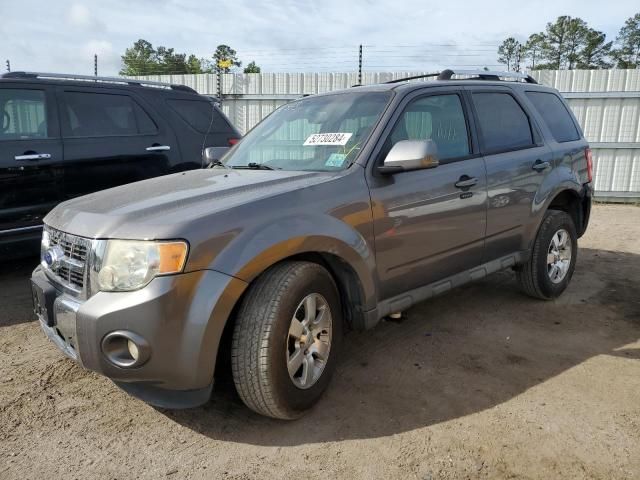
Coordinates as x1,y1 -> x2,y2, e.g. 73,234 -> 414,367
223,91 -> 392,171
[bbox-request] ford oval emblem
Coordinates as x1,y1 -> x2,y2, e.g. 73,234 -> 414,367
43,245 -> 64,270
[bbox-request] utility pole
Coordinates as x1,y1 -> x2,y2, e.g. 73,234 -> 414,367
5,59 -> 10,72
216,71 -> 222,105
94,54 -> 98,76
358,45 -> 363,85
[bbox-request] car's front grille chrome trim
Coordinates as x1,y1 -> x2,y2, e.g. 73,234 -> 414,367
42,226 -> 91,298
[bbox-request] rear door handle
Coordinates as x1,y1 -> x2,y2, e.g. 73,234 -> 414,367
145,145 -> 170,152
15,153 -> 51,161
532,159 -> 551,171
455,176 -> 478,189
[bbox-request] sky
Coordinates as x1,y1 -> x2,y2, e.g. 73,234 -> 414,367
0,0 -> 637,76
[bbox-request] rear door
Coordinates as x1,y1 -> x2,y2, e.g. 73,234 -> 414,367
0,83 -> 63,234
368,88 -> 487,299
524,90 -> 588,179
466,87 -> 553,261
56,86 -> 181,200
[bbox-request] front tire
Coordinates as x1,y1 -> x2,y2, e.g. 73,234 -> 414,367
231,261 -> 342,419
517,210 -> 578,300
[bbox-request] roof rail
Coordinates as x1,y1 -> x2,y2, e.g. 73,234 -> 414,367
1,71 -> 198,93
438,69 -> 538,84
386,69 -> 538,85
384,73 -> 441,84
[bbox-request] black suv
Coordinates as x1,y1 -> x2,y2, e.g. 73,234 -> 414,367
0,72 -> 240,256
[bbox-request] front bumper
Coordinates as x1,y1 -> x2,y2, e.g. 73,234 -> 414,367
32,265 -> 246,408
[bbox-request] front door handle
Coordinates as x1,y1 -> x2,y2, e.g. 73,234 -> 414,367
145,145 -> 170,152
15,153 -> 51,161
532,159 -> 551,171
455,176 -> 478,189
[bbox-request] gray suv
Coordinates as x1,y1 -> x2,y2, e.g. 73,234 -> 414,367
31,69 -> 593,419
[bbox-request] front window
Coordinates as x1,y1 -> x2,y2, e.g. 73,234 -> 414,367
224,91 -> 392,171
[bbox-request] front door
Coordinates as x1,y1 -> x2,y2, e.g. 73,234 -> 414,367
56,86 -> 181,201
0,84 -> 63,234
367,91 -> 487,300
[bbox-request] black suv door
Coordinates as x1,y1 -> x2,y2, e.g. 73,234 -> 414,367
56,86 -> 181,200
0,83 -> 63,234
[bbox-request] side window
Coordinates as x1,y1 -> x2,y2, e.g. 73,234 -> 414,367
472,92 -> 533,152
385,94 -> 470,162
166,99 -> 232,134
63,92 -> 157,137
0,89 -> 48,140
526,91 -> 580,143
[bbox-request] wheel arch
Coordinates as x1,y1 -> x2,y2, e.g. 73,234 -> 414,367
212,250 -> 372,382
525,183 -> 586,253
545,187 -> 588,237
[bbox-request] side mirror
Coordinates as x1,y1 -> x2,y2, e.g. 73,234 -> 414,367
203,146 -> 230,166
378,140 -> 439,175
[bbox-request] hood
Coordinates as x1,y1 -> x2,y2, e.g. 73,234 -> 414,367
44,168 -> 336,239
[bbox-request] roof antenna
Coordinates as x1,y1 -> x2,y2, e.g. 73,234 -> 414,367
201,100 -> 217,168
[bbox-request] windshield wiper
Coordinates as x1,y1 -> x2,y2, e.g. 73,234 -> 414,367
233,162 -> 276,170
207,159 -> 230,169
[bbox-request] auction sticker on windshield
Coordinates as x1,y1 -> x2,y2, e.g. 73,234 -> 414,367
304,133 -> 353,146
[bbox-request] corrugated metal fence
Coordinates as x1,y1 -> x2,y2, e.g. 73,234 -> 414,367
137,70 -> 640,199
533,70 -> 640,200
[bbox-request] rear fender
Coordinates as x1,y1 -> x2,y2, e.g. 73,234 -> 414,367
523,177 -> 583,252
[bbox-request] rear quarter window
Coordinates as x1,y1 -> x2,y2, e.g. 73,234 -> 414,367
525,91 -> 580,143
166,99 -> 232,134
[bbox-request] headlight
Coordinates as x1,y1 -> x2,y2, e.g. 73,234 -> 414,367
97,240 -> 188,292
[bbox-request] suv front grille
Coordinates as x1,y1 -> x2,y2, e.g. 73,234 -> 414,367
43,227 -> 91,295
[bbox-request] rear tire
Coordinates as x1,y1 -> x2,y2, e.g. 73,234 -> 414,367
517,210 -> 578,300
231,261 -> 342,419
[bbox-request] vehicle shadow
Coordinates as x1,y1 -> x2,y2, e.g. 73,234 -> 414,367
0,255 -> 39,328
163,247 -> 640,445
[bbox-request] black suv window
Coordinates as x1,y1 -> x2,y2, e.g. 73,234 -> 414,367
0,89 -> 48,140
526,91 -> 580,143
472,92 -> 533,152
386,94 -> 470,161
63,91 -> 157,137
166,99 -> 231,134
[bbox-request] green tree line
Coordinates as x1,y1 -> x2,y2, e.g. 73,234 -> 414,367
498,12 -> 640,71
120,40 -> 261,76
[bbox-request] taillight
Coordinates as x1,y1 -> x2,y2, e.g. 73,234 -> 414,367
228,137 -> 240,146
585,147 -> 593,183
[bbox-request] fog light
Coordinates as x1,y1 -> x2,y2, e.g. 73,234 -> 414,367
127,340 -> 140,361
101,331 -> 150,368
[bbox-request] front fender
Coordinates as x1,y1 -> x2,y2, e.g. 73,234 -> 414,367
210,213 -> 378,311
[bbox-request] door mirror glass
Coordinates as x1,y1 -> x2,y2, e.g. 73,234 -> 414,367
379,140 -> 439,174
203,146 -> 230,165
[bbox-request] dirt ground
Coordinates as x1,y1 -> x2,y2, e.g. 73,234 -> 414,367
1,204 -> 639,480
